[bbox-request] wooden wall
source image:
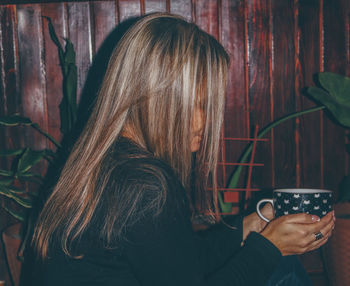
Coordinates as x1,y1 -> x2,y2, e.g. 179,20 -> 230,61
0,0 -> 349,285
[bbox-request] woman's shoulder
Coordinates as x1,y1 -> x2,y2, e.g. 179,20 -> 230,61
109,137 -> 179,190
95,137 -> 187,221
85,137 -> 189,245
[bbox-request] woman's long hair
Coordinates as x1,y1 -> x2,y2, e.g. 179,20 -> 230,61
33,13 -> 229,258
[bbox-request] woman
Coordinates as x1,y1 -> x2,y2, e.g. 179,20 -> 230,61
33,13 -> 334,285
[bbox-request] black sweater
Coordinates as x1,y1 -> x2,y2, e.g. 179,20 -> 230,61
41,138 -> 281,285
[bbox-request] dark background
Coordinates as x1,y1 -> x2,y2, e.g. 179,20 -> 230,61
0,0 -> 349,285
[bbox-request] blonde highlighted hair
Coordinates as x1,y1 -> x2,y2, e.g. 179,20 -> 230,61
33,13 -> 229,258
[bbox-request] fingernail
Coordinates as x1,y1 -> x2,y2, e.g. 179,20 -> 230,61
312,215 -> 320,222
332,225 -> 335,230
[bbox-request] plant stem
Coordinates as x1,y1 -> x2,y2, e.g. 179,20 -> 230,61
221,105 -> 326,212
31,124 -> 61,149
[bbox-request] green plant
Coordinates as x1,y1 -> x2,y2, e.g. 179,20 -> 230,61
0,17 -> 77,222
220,72 -> 350,213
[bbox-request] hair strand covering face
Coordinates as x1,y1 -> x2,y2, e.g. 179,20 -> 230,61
33,12 -> 229,259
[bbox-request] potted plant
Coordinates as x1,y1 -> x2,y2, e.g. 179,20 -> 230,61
0,18 -> 77,286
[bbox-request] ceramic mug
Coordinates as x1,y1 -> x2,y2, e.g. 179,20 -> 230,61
256,188 -> 333,222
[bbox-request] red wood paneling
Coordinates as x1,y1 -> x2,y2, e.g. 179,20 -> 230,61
221,0 -> 247,206
0,6 -> 20,114
298,0 -> 323,189
194,0 -> 218,40
145,0 -> 166,14
17,5 -> 48,149
91,1 -> 117,53
297,0 -> 327,276
41,3 -> 66,145
169,0 -> 191,21
0,5 -> 21,157
271,0 -> 297,188
67,2 -> 93,102
247,0 -> 273,189
118,0 -> 141,22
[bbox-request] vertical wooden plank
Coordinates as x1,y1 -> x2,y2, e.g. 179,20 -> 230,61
298,0 -> 322,189
247,0 -> 273,189
0,6 -> 20,115
221,0 -> 248,208
323,0 -> 347,195
80,2 -> 117,136
194,0 -> 218,38
0,5 -> 21,164
145,0 -> 166,13
298,0 -> 326,278
170,0 -> 192,21
91,1 -> 116,54
270,0 -> 296,188
17,4 -> 48,150
41,3 -> 66,146
118,0 -> 141,23
67,1 -> 93,102
0,8 -> 19,284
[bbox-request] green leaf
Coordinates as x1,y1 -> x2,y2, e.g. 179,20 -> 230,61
0,178 -> 13,186
9,186 -> 27,194
17,173 -> 43,185
307,84 -> 350,128
44,16 -> 78,136
0,186 -> 33,208
0,182 -> 25,194
17,149 -> 46,174
43,16 -> 64,65
0,149 -> 25,157
30,123 -> 61,148
3,205 -> 25,222
319,72 -> 350,107
0,169 -> 14,177
0,115 -> 32,126
64,40 -> 76,65
60,66 -> 77,134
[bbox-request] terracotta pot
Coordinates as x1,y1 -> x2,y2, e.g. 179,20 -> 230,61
323,203 -> 350,286
2,223 -> 22,286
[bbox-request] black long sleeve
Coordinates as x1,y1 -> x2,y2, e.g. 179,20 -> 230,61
122,170 -> 281,286
41,139 -> 281,285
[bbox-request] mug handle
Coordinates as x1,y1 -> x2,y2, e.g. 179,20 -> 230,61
256,199 -> 274,223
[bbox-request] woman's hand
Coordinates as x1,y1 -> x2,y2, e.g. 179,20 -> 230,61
260,211 -> 335,256
242,203 -> 274,240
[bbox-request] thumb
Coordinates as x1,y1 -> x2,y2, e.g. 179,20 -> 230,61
282,213 -> 320,224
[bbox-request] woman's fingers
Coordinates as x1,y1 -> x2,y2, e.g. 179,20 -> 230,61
260,203 -> 274,221
281,212 -> 320,224
260,211 -> 335,256
308,211 -> 334,232
289,211 -> 334,252
304,211 -> 335,251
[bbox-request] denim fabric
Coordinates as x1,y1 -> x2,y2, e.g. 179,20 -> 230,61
265,256 -> 313,286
